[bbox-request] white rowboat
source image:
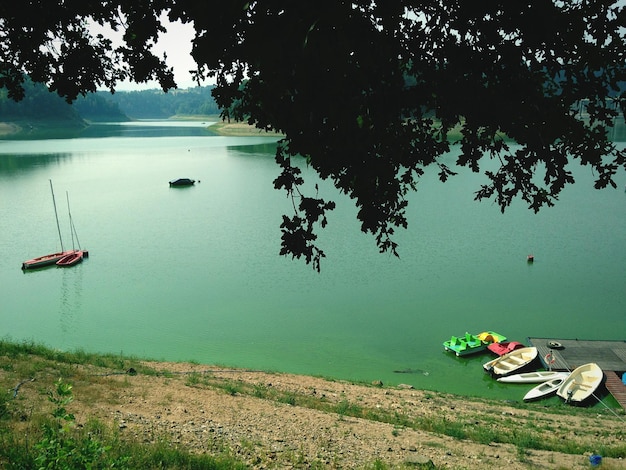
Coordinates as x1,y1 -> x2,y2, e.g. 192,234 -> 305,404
483,347 -> 538,376
523,376 -> 569,401
497,371 -> 570,384
556,363 -> 603,404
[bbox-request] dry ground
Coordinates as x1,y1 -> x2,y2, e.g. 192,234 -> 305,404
5,359 -> 626,469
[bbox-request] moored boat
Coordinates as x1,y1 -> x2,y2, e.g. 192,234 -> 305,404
56,250 -> 85,267
557,363 -> 604,404
22,251 -> 75,270
488,341 -> 525,356
476,331 -> 507,344
443,332 -> 488,356
169,178 -> 195,186
497,370 -> 570,384
483,347 -> 538,376
524,376 -> 569,401
22,180 -> 73,270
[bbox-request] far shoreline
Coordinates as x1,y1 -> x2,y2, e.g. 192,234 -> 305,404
0,117 -> 284,139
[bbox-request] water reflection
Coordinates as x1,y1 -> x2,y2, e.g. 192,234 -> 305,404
79,121 -> 215,138
59,265 -> 84,333
0,153 -> 72,176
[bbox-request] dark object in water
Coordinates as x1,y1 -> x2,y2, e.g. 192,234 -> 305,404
393,368 -> 430,376
169,178 -> 195,186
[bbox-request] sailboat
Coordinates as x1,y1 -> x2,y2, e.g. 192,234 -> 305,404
56,191 -> 88,267
22,180 -> 78,270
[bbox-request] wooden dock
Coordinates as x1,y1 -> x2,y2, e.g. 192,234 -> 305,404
528,337 -> 626,409
605,371 -> 626,410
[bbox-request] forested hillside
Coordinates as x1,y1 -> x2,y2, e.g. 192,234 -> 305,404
100,86 -> 220,118
0,79 -> 84,123
1,81 -> 219,123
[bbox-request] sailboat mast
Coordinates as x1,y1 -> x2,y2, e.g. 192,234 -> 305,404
65,191 -> 81,250
49,179 -> 64,252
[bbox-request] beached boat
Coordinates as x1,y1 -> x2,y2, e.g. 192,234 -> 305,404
443,332 -> 488,356
56,250 -> 85,267
497,370 -> 570,384
524,376 -> 569,401
22,180 -> 76,270
169,178 -> 195,186
483,347 -> 538,376
476,331 -> 507,344
557,363 -> 604,404
488,341 -> 525,356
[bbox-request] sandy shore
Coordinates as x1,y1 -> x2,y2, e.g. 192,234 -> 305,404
207,120 -> 284,137
0,122 -> 20,136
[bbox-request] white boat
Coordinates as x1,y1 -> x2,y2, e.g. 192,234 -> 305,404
557,363 -> 604,404
483,347 -> 538,376
524,376 -> 569,401
497,370 -> 570,383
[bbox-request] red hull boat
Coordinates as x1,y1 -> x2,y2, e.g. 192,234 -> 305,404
487,341 -> 525,356
56,250 -> 85,267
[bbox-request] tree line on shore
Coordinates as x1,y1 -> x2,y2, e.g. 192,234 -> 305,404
0,79 -> 219,123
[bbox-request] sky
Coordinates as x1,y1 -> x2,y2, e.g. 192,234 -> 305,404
91,16 -> 209,91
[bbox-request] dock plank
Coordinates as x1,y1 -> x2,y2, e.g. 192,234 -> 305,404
605,372 -> 626,410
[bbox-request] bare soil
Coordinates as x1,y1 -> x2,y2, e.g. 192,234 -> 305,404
8,360 -> 626,469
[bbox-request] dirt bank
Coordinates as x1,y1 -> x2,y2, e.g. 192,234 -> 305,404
7,360 -> 625,469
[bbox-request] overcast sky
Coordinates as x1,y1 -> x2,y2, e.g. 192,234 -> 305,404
92,17 -> 209,91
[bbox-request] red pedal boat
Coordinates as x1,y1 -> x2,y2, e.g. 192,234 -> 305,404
487,341 -> 525,356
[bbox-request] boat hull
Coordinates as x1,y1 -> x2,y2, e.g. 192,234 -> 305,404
556,363 -> 603,404
497,371 -> 570,384
169,178 -> 195,186
483,347 -> 538,376
524,376 -> 569,401
477,331 -> 507,343
22,250 -> 75,269
488,341 -> 525,356
443,332 -> 487,356
56,250 -> 85,267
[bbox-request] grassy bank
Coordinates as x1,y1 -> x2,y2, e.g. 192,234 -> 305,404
0,340 -> 246,469
1,339 -> 625,469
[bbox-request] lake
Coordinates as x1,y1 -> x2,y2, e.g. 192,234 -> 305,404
1,120 -> 625,403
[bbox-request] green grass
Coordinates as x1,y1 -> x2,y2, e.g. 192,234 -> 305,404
1,338 -> 625,467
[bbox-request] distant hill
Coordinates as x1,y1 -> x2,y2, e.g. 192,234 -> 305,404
0,79 -> 84,124
93,86 -> 220,119
1,79 -> 220,125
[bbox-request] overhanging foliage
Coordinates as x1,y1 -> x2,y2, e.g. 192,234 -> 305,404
1,1 -> 625,270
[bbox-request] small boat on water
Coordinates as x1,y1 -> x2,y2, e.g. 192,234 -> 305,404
169,178 -> 195,186
444,331 -> 506,357
476,331 -> 507,344
483,347 -> 538,376
56,250 -> 85,267
497,370 -> 570,384
443,332 -> 487,356
557,363 -> 604,404
524,376 -> 570,401
488,341 -> 525,356
22,251 -> 75,269
22,180 -> 79,270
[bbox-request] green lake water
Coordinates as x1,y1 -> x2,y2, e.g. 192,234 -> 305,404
1,120 -> 625,403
